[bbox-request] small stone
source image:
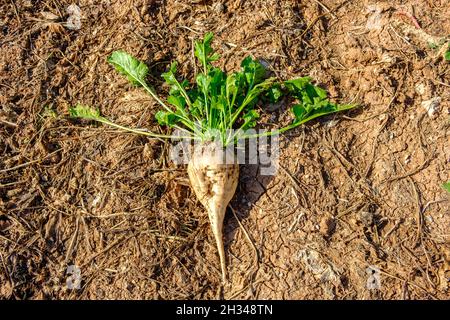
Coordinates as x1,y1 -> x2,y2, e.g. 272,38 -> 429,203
91,194 -> 101,208
319,216 -> 336,237
143,140 -> 160,160
359,211 -> 373,226
404,154 -> 411,165
380,53 -> 394,64
65,4 -> 82,30
326,120 -> 338,128
421,97 -> 441,118
212,2 -> 225,14
415,83 -> 426,96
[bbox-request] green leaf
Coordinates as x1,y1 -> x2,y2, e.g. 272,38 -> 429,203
243,77 -> 276,107
208,68 -> 226,97
443,181 -> 450,193
284,77 -> 312,96
42,105 -> 58,119
195,32 -> 220,71
196,73 -> 211,96
108,51 -> 149,86
229,77 -> 276,126
312,85 -> 327,100
286,78 -> 329,106
242,109 -> 259,129
211,95 -> 227,112
167,95 -> 186,110
285,77 -> 357,125
445,50 -> 450,61
292,104 -> 307,122
69,104 -> 104,121
186,86 -> 206,115
154,110 -> 180,127
73,34 -> 359,146
291,101 -> 355,124
161,61 -> 178,86
191,98 -> 205,118
241,56 -> 267,87
266,83 -> 283,103
160,61 -> 193,114
162,62 -> 188,94
226,72 -> 243,101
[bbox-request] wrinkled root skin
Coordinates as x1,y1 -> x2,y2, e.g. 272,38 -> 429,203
187,142 -> 239,282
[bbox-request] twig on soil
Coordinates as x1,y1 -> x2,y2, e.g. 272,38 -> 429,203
392,153 -> 426,246
230,205 -> 259,264
402,278 -> 410,300
65,216 -> 80,263
295,0 -> 350,41
421,241 -> 437,289
336,201 -> 365,219
383,157 -> 433,184
228,279 -> 265,300
0,119 -> 18,127
313,0 -> 337,19
9,0 -> 21,23
0,181 -> 25,188
391,19 -> 449,60
363,115 -> 389,179
0,251 -> 14,294
323,130 -> 385,208
279,165 -> 304,192
278,164 -> 309,208
395,9 -> 421,29
0,148 -> 62,173
427,79 -> 450,88
382,218 -> 403,242
79,235 -> 133,268
178,25 -> 202,35
322,140 -> 355,185
229,205 -> 260,291
287,211 -> 304,233
80,216 -> 93,256
401,243 -> 436,290
421,199 -> 447,214
342,83 -> 398,124
377,268 -> 438,300
85,211 -> 150,219
410,178 -> 424,246
0,233 -> 18,245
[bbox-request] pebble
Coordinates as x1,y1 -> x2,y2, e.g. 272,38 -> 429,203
212,2 -> 225,14
319,216 -> 336,237
421,97 -> 441,118
359,211 -> 374,227
415,83 -> 426,96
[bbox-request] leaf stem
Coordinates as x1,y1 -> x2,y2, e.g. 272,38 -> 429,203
237,104 -> 356,140
98,118 -> 198,140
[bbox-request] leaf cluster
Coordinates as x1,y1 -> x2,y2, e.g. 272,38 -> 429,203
70,33 -> 356,145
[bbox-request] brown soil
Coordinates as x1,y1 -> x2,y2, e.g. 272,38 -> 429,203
1,0 -> 449,299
